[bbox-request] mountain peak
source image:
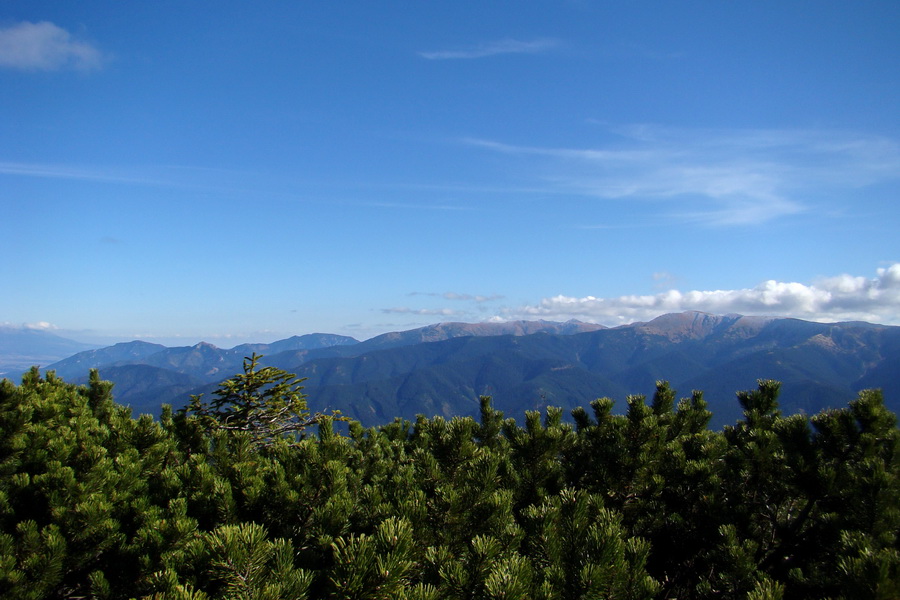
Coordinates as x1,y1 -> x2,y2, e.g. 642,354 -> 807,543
633,311 -> 770,341
192,341 -> 221,351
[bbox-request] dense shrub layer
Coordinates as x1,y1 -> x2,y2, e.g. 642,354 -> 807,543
0,367 -> 897,599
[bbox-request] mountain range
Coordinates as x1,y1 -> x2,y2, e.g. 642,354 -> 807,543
6,312 -> 900,429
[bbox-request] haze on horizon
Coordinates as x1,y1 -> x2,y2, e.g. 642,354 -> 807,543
2,2 -> 899,346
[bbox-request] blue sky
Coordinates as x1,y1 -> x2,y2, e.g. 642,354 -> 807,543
2,1 -> 899,345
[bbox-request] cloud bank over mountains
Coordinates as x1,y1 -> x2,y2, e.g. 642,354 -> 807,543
10,265 -> 900,344
505,264 -> 900,326
0,321 -> 61,332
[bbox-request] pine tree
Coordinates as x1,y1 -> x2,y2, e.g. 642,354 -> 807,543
182,354 -> 330,447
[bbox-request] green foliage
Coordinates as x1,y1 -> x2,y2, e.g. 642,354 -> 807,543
522,488 -> 659,599
0,367 -> 898,599
328,517 -> 416,599
183,522 -> 313,600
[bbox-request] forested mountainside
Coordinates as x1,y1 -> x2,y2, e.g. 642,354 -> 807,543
297,312 -> 900,429
43,320 -> 604,384
0,363 -> 897,599
41,312 -> 900,429
43,320 -> 606,417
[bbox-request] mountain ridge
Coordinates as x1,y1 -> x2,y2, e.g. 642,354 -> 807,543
9,312 -> 900,429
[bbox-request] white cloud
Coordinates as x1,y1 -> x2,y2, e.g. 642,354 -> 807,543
25,321 -> 59,330
466,127 -> 900,226
419,38 -> 558,60
499,264 -> 900,326
0,21 -> 104,71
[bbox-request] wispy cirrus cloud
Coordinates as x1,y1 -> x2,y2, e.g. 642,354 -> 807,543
381,307 -> 463,316
0,21 -> 105,71
466,126 -> 900,226
498,264 -> 900,326
386,292 -> 504,321
419,38 -> 558,60
362,201 -> 474,211
409,292 -> 504,303
0,161 -> 258,193
0,161 -> 146,184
